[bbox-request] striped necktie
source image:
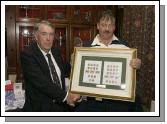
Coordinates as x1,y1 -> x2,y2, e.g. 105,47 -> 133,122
46,53 -> 61,88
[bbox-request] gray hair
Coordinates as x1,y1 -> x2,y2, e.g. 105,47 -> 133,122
34,20 -> 55,33
97,10 -> 116,25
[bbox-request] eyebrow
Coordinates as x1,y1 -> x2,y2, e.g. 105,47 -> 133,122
40,32 -> 54,34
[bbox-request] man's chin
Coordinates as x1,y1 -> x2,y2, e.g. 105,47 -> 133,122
103,37 -> 111,41
44,47 -> 52,51
101,34 -> 111,38
46,45 -> 52,48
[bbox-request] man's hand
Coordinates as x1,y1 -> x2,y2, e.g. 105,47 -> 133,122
66,93 -> 80,107
130,58 -> 141,69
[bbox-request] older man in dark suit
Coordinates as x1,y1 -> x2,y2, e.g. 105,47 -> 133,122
21,20 -> 80,112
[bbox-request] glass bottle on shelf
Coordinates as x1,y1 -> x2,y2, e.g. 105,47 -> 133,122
73,6 -> 80,19
20,5 -> 32,18
74,37 -> 83,47
17,5 -> 41,20
21,28 -> 30,48
85,11 -> 92,22
59,32 -> 62,46
73,30 -> 83,49
19,26 -> 35,51
54,28 -> 67,62
47,5 -> 66,20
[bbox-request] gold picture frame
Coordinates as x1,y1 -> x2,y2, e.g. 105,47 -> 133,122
70,47 -> 137,102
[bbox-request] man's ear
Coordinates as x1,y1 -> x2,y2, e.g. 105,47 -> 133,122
34,33 -> 38,41
113,25 -> 116,32
97,23 -> 100,30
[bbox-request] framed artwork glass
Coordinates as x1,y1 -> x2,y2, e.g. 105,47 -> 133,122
70,47 -> 137,102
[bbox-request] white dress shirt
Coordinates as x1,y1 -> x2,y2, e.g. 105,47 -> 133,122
91,34 -> 129,49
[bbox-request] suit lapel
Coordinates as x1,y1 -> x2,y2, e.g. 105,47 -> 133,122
31,43 -> 52,81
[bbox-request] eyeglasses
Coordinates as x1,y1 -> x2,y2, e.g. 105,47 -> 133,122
39,32 -> 55,37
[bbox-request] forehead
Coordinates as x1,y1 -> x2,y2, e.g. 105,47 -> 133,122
39,24 -> 54,31
99,19 -> 113,24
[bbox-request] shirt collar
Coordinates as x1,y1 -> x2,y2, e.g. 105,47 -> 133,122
91,34 -> 118,47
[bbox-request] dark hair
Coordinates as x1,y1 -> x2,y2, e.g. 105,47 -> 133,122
97,10 -> 115,25
34,20 -> 55,33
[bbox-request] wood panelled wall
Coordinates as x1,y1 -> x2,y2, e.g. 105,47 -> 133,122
122,5 -> 155,111
6,6 -> 17,73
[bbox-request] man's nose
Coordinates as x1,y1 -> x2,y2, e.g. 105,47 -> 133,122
105,25 -> 110,30
46,34 -> 51,40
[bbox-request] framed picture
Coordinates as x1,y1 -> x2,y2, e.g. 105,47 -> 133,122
70,47 -> 137,102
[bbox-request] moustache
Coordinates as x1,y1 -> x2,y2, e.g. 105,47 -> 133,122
103,31 -> 110,34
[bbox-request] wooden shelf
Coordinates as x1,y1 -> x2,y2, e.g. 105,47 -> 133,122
6,5 -> 120,78
16,5 -> 44,21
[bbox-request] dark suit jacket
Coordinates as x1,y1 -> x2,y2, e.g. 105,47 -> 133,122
21,42 -> 70,112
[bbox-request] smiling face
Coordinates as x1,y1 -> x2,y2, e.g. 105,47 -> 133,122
97,18 -> 115,43
35,23 -> 55,53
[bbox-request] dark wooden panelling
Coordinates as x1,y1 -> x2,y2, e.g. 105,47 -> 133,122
6,6 -> 17,74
